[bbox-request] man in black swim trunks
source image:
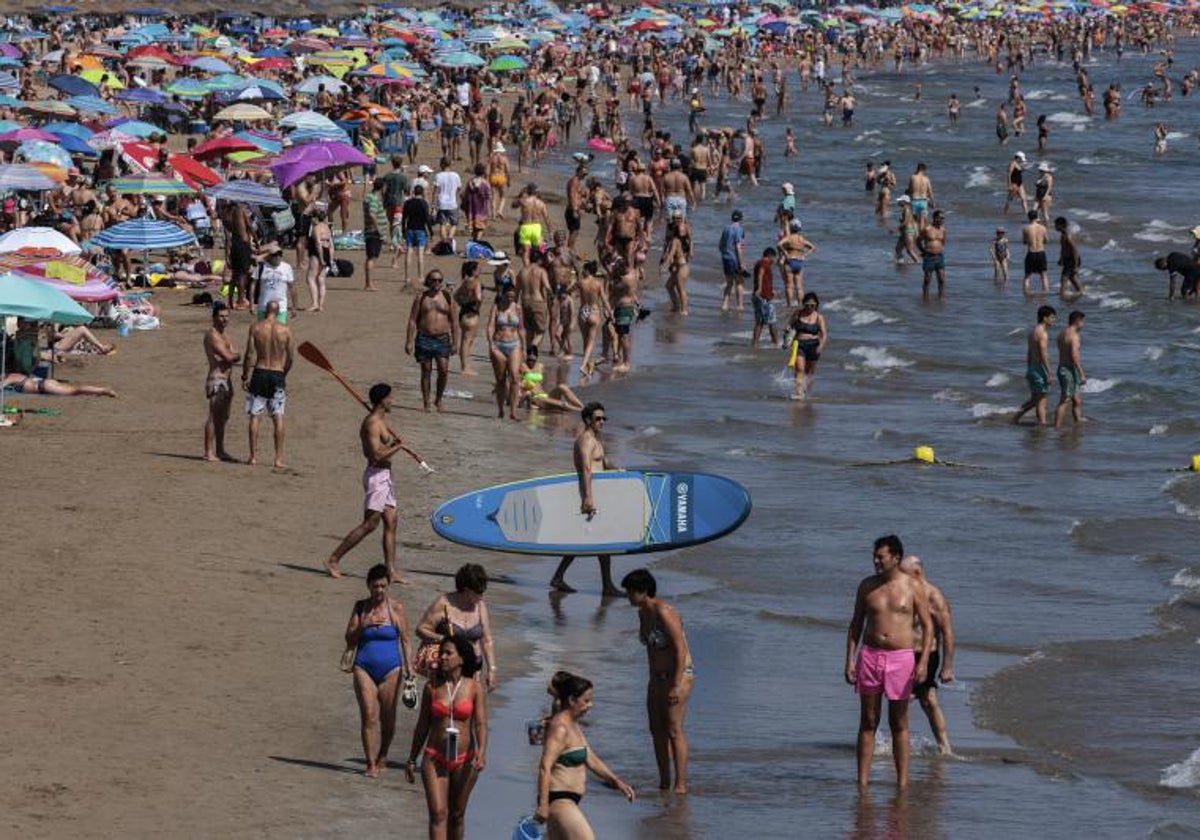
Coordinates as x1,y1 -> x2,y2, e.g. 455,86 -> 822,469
900,555 -> 955,756
1021,210 -> 1050,295
242,300 -> 293,467
405,270 -> 459,412
1154,252 -> 1199,299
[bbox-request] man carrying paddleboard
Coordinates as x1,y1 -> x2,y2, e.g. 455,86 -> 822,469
549,402 -> 623,597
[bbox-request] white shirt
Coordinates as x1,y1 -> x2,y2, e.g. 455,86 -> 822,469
257,260 -> 294,312
435,170 -> 462,211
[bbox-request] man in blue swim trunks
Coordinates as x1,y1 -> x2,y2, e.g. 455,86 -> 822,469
405,271 -> 459,413
1012,305 -> 1057,426
1054,310 -> 1086,429
917,210 -> 947,299
907,162 -> 934,225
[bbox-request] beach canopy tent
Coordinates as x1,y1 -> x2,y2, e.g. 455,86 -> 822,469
0,274 -> 93,424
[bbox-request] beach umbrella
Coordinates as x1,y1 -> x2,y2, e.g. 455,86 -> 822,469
488,55 -> 528,72
269,140 -> 371,188
66,96 -> 118,116
0,254 -> 118,302
87,129 -> 139,151
0,128 -> 62,146
47,74 -> 99,98
0,164 -> 59,192
293,76 -> 349,96
0,72 -> 18,92
20,100 -> 78,118
206,180 -> 288,208
108,174 -> 196,195
0,120 -> 19,133
247,56 -> 294,72
192,136 -> 261,160
356,61 -> 418,80
432,51 -> 486,68
92,219 -> 195,251
288,126 -> 351,145
114,88 -> 169,105
105,120 -> 163,139
233,130 -> 282,154
46,133 -> 96,157
279,109 -> 338,130
234,85 -> 286,102
0,227 -> 82,256
212,103 -> 272,122
78,69 -> 124,89
191,56 -> 235,74
42,122 -> 93,141
16,141 -> 74,170
165,78 -> 213,98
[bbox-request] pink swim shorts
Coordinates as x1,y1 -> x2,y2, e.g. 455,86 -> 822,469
855,645 -> 915,701
363,464 -> 396,512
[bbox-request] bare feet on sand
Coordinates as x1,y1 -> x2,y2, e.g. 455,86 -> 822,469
549,578 -> 577,593
323,558 -> 342,578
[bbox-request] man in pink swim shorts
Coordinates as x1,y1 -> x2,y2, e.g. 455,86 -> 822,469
845,534 -> 934,789
324,384 -> 410,584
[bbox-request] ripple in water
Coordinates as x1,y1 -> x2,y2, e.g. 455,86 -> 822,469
848,346 -> 912,371
986,373 -> 1011,387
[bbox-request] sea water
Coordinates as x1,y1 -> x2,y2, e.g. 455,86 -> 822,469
471,40 -> 1200,838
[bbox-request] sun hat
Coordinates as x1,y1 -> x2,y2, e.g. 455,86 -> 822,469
487,250 -> 511,266
1038,162 -> 1052,172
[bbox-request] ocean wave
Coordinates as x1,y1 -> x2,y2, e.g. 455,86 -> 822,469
932,388 -> 968,402
1073,209 -> 1113,222
964,166 -> 993,189
1080,377 -> 1118,394
1160,746 -> 1200,788
1134,219 -> 1189,244
1101,239 -> 1125,252
1173,502 -> 1200,520
986,373 -> 1011,387
854,129 -> 883,143
850,309 -> 896,326
1171,569 -> 1200,589
1149,424 -> 1168,435
1097,293 -> 1136,310
848,346 -> 912,371
1166,131 -> 1188,141
1047,111 -> 1090,125
1076,156 -> 1104,166
969,402 -> 1014,418
638,426 -> 661,437
1144,346 -> 1164,361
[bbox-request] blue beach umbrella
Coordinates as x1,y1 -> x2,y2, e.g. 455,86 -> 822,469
207,180 -> 288,208
92,219 -> 196,250
16,141 -> 74,169
47,74 -> 100,98
67,96 -> 119,115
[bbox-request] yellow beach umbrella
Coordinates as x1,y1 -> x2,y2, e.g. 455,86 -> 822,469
79,69 -> 125,89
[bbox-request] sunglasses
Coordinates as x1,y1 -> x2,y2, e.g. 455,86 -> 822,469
593,415 -> 607,422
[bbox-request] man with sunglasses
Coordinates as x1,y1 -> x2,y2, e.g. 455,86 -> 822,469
549,402 -> 622,597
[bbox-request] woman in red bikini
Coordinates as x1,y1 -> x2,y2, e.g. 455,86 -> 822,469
406,635 -> 487,840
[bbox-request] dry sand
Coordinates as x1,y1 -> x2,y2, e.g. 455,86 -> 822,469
0,124 -> 594,837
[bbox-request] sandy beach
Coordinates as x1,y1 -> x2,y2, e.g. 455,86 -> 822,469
0,117 -> 587,837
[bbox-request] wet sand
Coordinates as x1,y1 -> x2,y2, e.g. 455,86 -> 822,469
0,104 -> 587,837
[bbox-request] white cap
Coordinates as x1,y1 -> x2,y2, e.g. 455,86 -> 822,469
1038,162 -> 1052,172
1014,151 -> 1026,161
789,219 -> 802,231
418,164 -> 432,174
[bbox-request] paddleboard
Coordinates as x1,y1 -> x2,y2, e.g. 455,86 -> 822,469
431,471 -> 751,556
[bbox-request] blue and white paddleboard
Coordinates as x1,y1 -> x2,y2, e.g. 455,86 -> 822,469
431,471 -> 751,556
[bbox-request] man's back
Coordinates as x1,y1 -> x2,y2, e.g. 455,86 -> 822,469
251,320 -> 292,371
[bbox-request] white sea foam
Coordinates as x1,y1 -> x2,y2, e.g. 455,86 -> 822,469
986,373 -> 1011,388
1149,424 -> 1168,435
964,166 -> 993,189
1134,219 -> 1188,244
727,448 -> 748,457
854,129 -> 883,143
1143,346 -> 1164,361
848,346 -> 912,371
850,309 -> 894,326
932,388 -> 967,403
1072,209 -> 1113,222
1173,502 -> 1200,520
1047,111 -> 1090,125
1101,239 -> 1125,252
444,389 -> 474,400
1080,377 -> 1118,394
969,402 -> 1014,418
1160,747 -> 1200,788
1097,293 -> 1136,310
639,426 -> 661,437
1024,89 -> 1054,100
1166,131 -> 1188,140
1075,156 -> 1103,166
1171,569 -> 1200,588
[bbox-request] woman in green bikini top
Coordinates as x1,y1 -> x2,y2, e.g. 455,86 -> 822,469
536,671 -> 634,836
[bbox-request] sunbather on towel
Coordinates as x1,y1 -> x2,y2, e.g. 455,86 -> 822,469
2,371 -> 117,398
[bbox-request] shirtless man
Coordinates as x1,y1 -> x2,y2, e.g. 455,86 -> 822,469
323,383 -> 409,583
1054,310 -> 1086,429
1021,211 -> 1050,295
689,136 -> 711,202
627,161 -> 659,239
1055,216 -> 1083,298
512,183 -> 551,265
899,555 -> 955,756
607,196 -> 642,268
917,210 -> 947,299
845,534 -> 933,789
404,270 -> 459,412
576,260 -> 608,376
548,401 -> 622,597
546,231 -> 578,358
907,162 -> 934,225
609,258 -> 641,373
203,302 -> 240,462
516,248 -> 553,353
565,165 -> 587,250
1012,305 -> 1057,426
227,201 -> 255,310
660,159 -> 694,226
241,299 -> 293,467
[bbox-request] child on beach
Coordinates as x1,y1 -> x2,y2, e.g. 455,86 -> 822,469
1154,122 -> 1168,155
784,126 -> 797,158
991,228 -> 1010,283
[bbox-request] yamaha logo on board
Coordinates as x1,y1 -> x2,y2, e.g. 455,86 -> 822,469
672,476 -> 694,540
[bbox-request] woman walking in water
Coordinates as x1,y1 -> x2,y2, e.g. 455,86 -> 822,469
622,568 -> 694,793
535,671 -> 635,838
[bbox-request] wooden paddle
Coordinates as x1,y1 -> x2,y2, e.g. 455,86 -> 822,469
297,340 -> 435,474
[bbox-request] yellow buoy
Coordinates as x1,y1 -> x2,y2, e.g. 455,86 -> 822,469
914,446 -> 935,465
1191,454 -> 1200,472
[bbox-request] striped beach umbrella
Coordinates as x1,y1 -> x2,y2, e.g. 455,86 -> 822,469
20,100 -> 78,118
16,141 -> 74,170
212,103 -> 272,122
165,78 -> 213,98
207,179 -> 288,208
279,109 -> 338,130
0,254 -> 119,302
66,96 -> 119,115
488,55 -> 528,72
92,219 -> 196,251
108,174 -> 196,195
0,163 -> 59,191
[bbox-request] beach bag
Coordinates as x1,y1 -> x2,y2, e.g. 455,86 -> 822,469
329,258 -> 355,278
431,240 -> 454,257
412,641 -> 440,678
464,240 -> 494,261
272,207 -> 296,233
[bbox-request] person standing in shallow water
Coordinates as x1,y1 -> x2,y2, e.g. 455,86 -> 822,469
623,568 -> 693,794
1012,305 -> 1057,427
900,555 -> 955,756
846,534 -> 933,790
1054,310 -> 1087,429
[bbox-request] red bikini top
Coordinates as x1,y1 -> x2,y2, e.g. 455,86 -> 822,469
431,698 -> 474,720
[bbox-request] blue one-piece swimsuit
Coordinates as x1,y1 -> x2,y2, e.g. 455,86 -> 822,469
354,623 -> 402,684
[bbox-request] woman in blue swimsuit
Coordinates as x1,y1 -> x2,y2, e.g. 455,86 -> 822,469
344,564 -> 413,778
